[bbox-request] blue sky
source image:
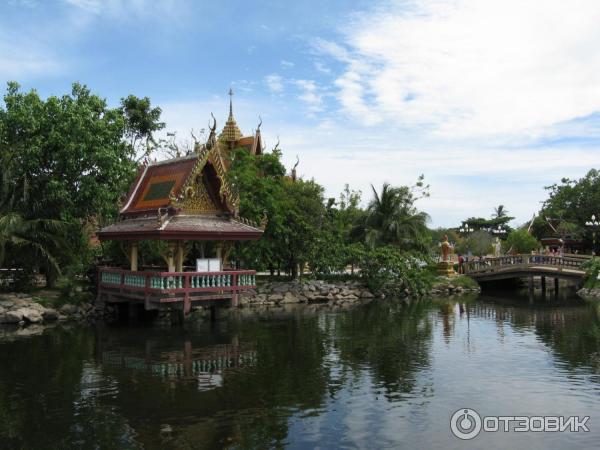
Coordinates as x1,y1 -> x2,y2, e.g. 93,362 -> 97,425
2,0 -> 600,227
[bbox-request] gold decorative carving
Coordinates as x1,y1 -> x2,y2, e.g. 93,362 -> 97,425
173,139 -> 240,214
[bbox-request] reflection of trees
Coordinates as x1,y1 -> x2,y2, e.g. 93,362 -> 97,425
533,303 -> 600,372
331,300 -> 434,399
0,326 -> 98,448
472,296 -> 600,374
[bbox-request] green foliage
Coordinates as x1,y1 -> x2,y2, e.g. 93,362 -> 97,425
0,212 -> 74,288
0,82 -> 164,287
463,230 -> 493,256
505,229 -> 539,254
359,246 -> 433,297
1,82 -> 138,221
582,257 -> 600,288
447,274 -> 479,289
120,94 -> 164,156
228,147 -> 325,277
492,204 -> 509,218
229,149 -> 432,281
461,216 -> 513,233
357,182 -> 431,252
534,169 -> 600,248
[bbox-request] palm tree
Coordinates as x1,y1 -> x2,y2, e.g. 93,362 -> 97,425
0,213 -> 72,287
492,205 -> 508,218
360,183 -> 430,251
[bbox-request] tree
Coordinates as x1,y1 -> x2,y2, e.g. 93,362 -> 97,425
359,246 -> 432,297
534,170 -> 599,249
505,229 -> 539,254
227,147 -> 327,278
464,230 -> 493,257
358,182 -> 430,252
120,94 -> 165,159
0,212 -> 73,288
0,82 -> 164,285
492,205 -> 508,218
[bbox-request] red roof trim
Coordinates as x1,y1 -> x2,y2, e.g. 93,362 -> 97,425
98,229 -> 263,241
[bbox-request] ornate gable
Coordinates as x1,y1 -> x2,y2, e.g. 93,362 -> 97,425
171,124 -> 240,215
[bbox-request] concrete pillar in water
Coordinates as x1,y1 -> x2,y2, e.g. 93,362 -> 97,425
541,276 -> 546,294
528,275 -> 534,292
128,302 -> 139,320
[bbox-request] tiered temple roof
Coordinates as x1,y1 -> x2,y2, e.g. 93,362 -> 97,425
98,95 -> 265,242
218,89 -> 263,154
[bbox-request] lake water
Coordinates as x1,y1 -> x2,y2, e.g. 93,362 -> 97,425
1,290 -> 600,449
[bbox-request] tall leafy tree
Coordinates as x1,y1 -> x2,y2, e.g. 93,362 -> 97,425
0,82 -> 164,284
359,182 -> 430,252
532,169 -> 598,248
121,94 -> 165,159
492,204 -> 508,218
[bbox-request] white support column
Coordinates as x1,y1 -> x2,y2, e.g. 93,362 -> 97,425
130,242 -> 138,272
176,241 -> 184,272
216,241 -> 225,271
167,242 -> 176,272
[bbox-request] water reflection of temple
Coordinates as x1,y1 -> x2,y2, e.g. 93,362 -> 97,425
96,333 -> 256,388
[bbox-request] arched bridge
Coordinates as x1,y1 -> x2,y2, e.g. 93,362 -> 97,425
463,255 -> 588,283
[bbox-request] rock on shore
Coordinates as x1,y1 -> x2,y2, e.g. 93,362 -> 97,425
428,277 -> 481,296
240,276 -> 480,308
240,279 -> 375,307
0,293 -> 97,325
577,287 -> 600,300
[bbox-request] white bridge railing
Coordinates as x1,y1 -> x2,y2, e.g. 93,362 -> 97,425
463,255 -> 586,275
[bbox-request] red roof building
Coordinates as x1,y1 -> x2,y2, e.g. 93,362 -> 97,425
97,94 -> 264,313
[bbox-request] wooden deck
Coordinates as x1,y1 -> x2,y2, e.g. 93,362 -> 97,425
97,267 -> 257,313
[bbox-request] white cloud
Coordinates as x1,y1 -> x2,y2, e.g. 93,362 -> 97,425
63,0 -> 183,20
265,73 -> 284,94
324,0 -> 600,139
280,59 -> 295,69
0,30 -> 63,79
293,79 -> 323,114
314,61 -> 331,74
149,93 -> 600,228
0,48 -> 61,79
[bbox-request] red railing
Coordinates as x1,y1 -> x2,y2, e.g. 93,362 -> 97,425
98,267 -> 256,310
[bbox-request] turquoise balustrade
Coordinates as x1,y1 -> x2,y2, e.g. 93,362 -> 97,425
101,272 -> 121,285
124,274 -> 145,287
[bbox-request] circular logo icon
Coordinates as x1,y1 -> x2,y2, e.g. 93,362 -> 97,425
450,408 -> 482,440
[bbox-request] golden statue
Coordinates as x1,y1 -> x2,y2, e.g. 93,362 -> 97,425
440,235 -> 452,262
437,235 -> 456,277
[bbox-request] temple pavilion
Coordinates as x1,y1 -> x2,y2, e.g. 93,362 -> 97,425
97,92 -> 263,315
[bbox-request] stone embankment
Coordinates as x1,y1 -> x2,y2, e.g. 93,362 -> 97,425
428,278 -> 481,297
0,293 -> 101,325
240,277 -> 480,308
240,279 -> 375,307
577,287 -> 600,300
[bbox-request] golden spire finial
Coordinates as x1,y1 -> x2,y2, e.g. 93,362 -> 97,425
219,88 -> 243,145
